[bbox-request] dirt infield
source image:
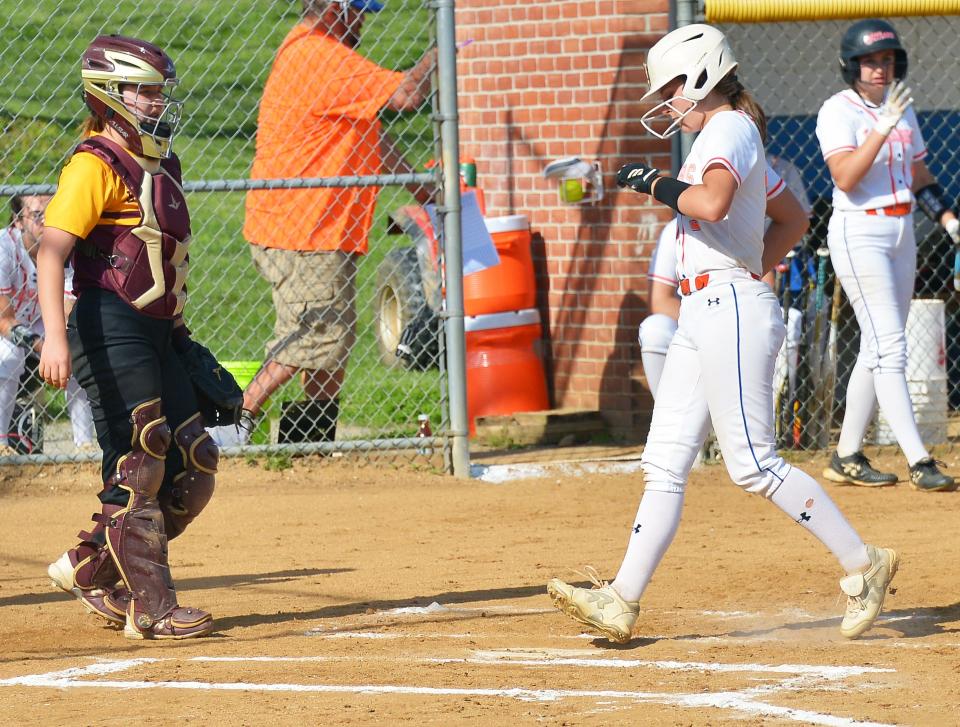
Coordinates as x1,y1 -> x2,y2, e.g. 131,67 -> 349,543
1,448 -> 959,725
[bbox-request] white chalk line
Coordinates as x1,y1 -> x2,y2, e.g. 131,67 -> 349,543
0,652 -> 898,727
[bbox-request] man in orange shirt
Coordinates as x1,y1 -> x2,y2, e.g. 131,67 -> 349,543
213,0 -> 434,446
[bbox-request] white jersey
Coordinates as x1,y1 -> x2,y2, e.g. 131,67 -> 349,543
675,110 -> 767,279
816,88 -> 926,211
0,227 -> 40,329
655,155 -> 783,288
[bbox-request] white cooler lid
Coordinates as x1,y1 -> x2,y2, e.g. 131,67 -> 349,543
484,214 -> 529,234
464,308 -> 540,332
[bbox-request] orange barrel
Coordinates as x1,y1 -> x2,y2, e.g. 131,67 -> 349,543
463,215 -> 535,316
465,308 -> 549,436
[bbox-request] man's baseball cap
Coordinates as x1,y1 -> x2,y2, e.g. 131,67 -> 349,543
348,0 -> 384,11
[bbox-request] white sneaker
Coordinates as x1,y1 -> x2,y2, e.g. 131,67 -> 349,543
839,544 -> 899,639
547,567 -> 639,644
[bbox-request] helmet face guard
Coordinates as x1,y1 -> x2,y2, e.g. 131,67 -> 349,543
81,35 -> 182,158
641,96 -> 699,140
641,24 -> 737,139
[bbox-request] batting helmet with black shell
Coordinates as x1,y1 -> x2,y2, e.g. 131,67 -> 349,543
839,19 -> 908,85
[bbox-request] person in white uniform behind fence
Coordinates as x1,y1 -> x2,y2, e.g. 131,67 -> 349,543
640,161 -> 811,399
0,195 -> 94,451
817,19 -> 957,491
547,24 -> 897,644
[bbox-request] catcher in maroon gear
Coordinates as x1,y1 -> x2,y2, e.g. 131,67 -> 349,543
37,35 -> 216,639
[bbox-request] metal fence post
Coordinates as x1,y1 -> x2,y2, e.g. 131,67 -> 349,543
435,0 -> 470,477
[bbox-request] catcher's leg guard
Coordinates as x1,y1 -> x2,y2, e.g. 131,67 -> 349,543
161,413 -> 217,540
104,399 -> 213,640
48,499 -> 128,625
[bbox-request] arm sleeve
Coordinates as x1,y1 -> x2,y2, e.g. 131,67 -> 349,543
43,153 -> 111,239
816,99 -> 858,161
701,114 -> 759,188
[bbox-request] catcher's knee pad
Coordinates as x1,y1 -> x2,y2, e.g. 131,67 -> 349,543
638,313 -> 677,353
161,413 -> 217,539
116,398 -> 171,500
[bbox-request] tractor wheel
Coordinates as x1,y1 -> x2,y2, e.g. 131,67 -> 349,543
375,247 -> 433,369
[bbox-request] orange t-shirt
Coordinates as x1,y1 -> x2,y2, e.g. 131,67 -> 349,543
244,24 -> 404,253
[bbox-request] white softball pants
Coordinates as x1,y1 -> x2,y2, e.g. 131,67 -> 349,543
641,278 -> 791,495
828,211 -> 928,465
613,277 -> 869,601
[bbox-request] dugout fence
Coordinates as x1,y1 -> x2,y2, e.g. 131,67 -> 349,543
0,0 -> 471,473
686,0 -> 960,454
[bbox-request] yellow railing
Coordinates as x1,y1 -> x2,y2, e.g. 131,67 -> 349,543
706,0 -> 960,23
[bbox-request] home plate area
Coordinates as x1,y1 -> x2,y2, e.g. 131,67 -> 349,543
0,603 -> 903,726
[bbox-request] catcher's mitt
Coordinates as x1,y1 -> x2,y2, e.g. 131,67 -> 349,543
176,340 -> 244,427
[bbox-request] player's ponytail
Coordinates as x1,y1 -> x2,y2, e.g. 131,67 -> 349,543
715,71 -> 767,143
80,114 -> 105,137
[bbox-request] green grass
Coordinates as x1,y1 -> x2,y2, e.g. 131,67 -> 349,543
0,1 -> 445,437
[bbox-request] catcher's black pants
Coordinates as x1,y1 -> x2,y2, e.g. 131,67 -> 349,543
68,288 -> 200,506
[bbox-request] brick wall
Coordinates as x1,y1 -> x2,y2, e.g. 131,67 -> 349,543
456,0 -> 672,439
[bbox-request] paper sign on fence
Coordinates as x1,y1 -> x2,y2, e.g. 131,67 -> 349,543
426,191 -> 500,276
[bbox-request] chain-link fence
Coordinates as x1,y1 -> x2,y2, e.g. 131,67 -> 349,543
0,0 -> 452,467
711,15 -> 960,454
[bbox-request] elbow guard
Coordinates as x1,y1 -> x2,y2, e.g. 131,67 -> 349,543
915,183 -> 951,224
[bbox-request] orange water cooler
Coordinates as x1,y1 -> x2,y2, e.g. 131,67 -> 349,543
465,308 -> 549,436
463,215 -> 535,316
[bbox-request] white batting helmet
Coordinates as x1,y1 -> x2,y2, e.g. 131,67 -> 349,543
640,24 -> 738,139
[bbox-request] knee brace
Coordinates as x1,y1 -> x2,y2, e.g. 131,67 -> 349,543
161,413 -> 217,539
638,313 -> 678,353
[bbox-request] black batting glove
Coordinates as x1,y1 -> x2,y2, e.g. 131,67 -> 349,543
616,163 -> 661,194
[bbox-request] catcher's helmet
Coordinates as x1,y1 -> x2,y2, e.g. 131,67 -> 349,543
82,35 -> 182,158
641,24 -> 737,138
839,19 -> 908,85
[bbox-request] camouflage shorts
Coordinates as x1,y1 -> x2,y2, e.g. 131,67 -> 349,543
249,245 -> 358,371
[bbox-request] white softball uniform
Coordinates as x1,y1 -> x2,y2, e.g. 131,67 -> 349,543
816,88 -> 929,464
0,227 -> 94,448
614,111 -> 869,603
640,160 -> 797,398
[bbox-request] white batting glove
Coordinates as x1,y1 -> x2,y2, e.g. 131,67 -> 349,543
873,80 -> 913,136
945,217 -> 960,246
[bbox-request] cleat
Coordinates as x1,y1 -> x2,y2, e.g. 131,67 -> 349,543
908,458 -> 955,492
124,605 -> 214,641
839,544 -> 899,639
823,451 -> 897,487
547,567 -> 638,644
48,552 -> 124,626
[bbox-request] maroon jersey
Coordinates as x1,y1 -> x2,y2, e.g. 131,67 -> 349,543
71,135 -> 190,319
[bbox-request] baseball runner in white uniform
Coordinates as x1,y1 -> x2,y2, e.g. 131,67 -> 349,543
640,162 -> 809,398
548,24 -> 897,644
817,19 -> 956,491
0,196 -> 94,451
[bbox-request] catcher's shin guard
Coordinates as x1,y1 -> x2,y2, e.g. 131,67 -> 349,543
161,413 -> 217,539
104,399 -> 213,640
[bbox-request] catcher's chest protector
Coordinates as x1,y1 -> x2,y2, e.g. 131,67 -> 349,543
72,135 -> 190,319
